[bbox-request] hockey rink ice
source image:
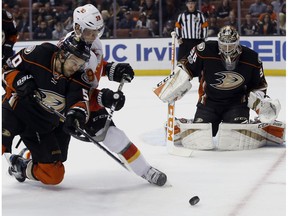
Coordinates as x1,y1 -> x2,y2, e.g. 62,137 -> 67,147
2,76 -> 286,216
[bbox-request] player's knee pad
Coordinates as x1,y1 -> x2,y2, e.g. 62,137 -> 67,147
101,126 -> 130,153
33,162 -> 65,185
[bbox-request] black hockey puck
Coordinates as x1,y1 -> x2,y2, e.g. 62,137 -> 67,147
189,196 -> 200,206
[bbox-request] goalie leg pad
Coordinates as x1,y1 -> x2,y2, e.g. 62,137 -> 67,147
153,65 -> 192,103
179,122 -> 214,150
218,121 -> 286,151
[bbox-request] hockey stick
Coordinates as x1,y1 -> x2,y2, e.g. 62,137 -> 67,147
33,95 -> 128,170
166,32 -> 193,157
94,75 -> 128,142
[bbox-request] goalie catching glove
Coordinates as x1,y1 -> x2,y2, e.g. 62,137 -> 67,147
153,64 -> 192,103
97,88 -> 125,111
106,62 -> 134,83
247,91 -> 281,123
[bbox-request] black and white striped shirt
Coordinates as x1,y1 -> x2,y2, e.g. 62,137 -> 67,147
175,10 -> 208,40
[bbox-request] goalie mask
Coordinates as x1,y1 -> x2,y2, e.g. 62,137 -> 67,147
217,26 -> 242,70
73,4 -> 104,43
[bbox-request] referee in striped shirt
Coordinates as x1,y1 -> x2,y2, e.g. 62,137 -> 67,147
175,0 -> 208,61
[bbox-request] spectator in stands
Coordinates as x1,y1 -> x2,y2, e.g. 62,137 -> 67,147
241,13 -> 256,35
118,10 -> 136,30
207,16 -> 219,36
52,21 -> 68,40
141,0 -> 160,35
201,0 -> 216,18
57,4 -> 73,23
33,20 -> 52,40
118,0 -> 139,11
271,0 -> 285,13
256,13 -> 276,35
162,19 -> 175,37
162,0 -> 178,25
224,11 -> 238,29
216,0 -> 232,20
16,12 -> 30,33
258,3 -> 277,23
141,0 -> 159,21
279,3 -> 286,35
248,0 -> 267,18
136,12 -> 150,28
101,10 -> 112,38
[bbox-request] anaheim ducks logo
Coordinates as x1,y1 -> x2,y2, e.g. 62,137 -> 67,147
211,72 -> 244,90
37,89 -> 65,112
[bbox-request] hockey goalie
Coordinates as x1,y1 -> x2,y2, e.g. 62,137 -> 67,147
154,25 -> 285,151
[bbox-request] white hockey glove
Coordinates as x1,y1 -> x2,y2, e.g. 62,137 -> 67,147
247,91 -> 281,123
153,64 -> 192,103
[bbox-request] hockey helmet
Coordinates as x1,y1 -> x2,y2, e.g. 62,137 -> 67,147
60,34 -> 91,62
73,4 -> 104,40
217,25 -> 242,70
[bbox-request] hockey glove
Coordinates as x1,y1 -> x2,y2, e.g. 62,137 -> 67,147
13,71 -> 37,98
247,91 -> 281,123
97,88 -> 125,111
106,62 -> 134,83
63,109 -> 86,135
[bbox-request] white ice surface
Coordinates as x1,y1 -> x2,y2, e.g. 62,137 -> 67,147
2,76 -> 286,216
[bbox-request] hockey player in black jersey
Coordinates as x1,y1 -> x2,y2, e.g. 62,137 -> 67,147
2,9 -> 18,65
155,26 -> 283,150
2,35 -> 91,185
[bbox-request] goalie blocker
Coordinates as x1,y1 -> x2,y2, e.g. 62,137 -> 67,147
153,64 -> 192,103
169,118 -> 285,151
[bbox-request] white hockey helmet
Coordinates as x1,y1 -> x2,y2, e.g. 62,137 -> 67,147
73,4 -> 104,39
217,25 -> 242,70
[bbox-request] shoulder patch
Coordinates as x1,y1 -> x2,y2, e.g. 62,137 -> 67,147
258,56 -> 262,64
24,46 -> 36,54
197,42 -> 205,51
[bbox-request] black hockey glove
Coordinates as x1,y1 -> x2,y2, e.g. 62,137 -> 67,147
63,109 -> 86,135
98,88 -> 125,111
106,62 -> 134,83
12,71 -> 37,98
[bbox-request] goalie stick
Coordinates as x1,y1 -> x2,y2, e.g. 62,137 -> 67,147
165,32 -> 193,157
33,94 -> 128,170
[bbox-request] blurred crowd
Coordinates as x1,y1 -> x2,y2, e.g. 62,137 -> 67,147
2,0 -> 286,40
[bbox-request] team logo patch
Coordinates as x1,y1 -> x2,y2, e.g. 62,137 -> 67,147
197,42 -> 205,51
24,46 -> 36,54
211,72 -> 245,90
37,89 -> 65,112
81,72 -> 90,84
258,57 -> 262,64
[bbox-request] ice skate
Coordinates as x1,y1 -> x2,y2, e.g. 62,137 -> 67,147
8,154 -> 29,182
142,167 -> 167,186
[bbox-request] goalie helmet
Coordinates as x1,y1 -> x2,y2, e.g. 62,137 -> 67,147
217,25 -> 242,70
73,4 -> 104,40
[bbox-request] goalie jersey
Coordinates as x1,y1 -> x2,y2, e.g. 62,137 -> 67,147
181,41 -> 268,107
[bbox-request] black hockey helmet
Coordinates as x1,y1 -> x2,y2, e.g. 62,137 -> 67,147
59,35 -> 91,62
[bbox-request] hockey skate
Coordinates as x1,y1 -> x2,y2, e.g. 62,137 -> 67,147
142,167 -> 167,186
8,154 -> 29,182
